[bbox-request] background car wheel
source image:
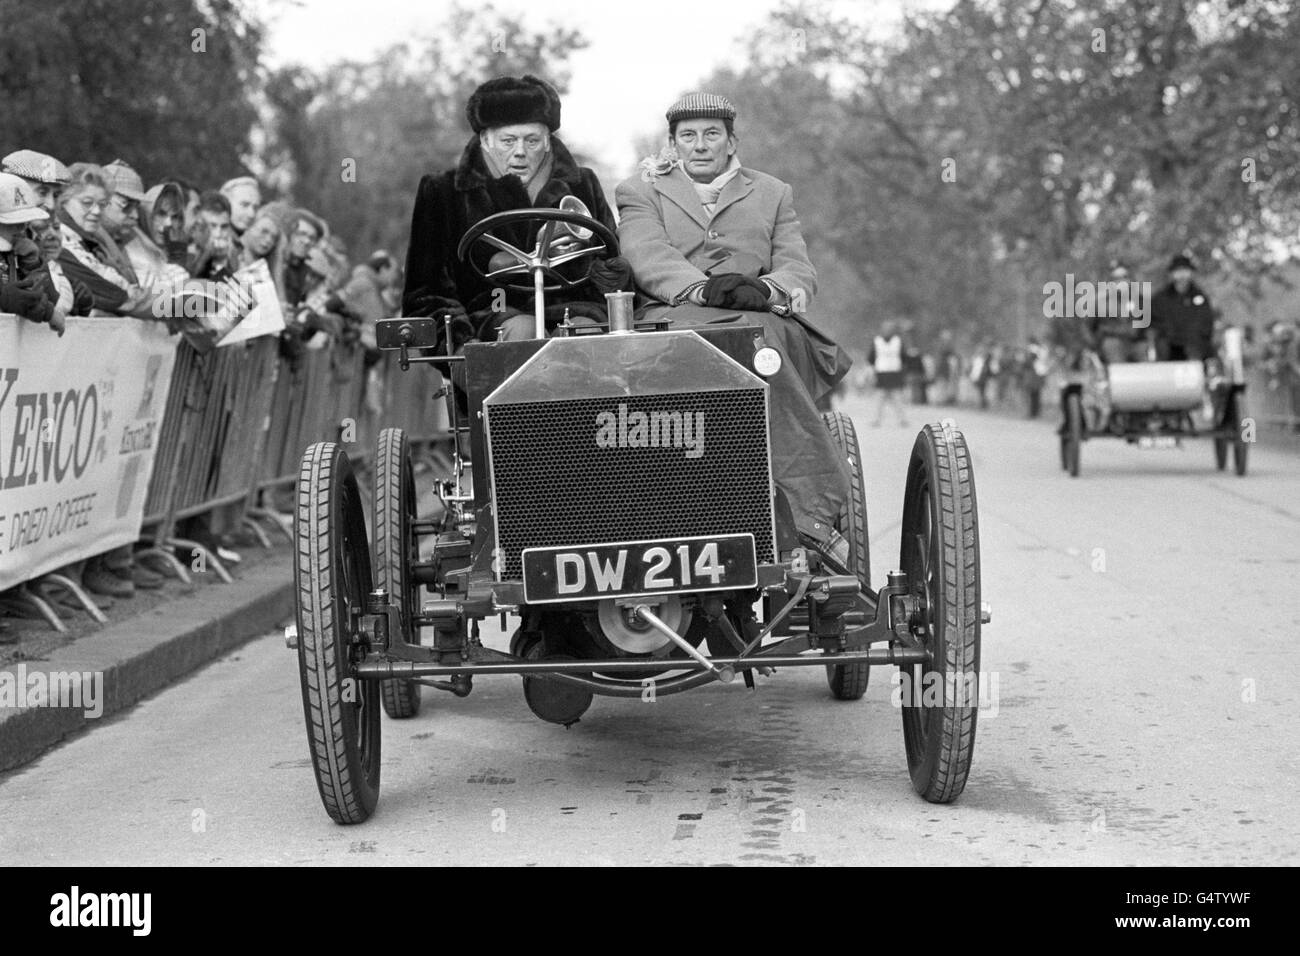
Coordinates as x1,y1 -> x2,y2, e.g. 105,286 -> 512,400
295,442 -> 381,824
1063,392 -> 1083,477
822,411 -> 870,700
374,427 -> 422,718
898,423 -> 981,804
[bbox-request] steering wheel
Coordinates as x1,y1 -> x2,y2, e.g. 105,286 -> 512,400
456,208 -> 620,294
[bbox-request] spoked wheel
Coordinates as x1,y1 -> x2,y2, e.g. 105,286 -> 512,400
295,442 -> 381,824
822,411 -> 870,700
898,423 -> 981,804
374,428 -> 422,718
1062,391 -> 1083,477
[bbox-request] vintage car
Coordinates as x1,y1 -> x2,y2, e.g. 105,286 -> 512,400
286,207 -> 987,824
1058,339 -> 1249,477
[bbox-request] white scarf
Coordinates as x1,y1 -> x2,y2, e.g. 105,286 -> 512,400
691,155 -> 742,215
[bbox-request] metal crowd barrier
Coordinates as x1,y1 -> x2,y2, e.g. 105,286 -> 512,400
5,324 -> 451,630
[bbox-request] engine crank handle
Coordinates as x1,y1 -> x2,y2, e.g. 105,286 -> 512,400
633,605 -> 735,684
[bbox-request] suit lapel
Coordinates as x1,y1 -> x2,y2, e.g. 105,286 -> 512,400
709,170 -> 754,221
653,169 -> 711,230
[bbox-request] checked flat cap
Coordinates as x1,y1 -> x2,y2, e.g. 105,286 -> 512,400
666,93 -> 736,126
2,149 -> 71,186
101,159 -> 147,201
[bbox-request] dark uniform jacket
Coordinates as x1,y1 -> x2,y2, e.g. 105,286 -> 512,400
1150,281 -> 1215,359
401,135 -> 615,335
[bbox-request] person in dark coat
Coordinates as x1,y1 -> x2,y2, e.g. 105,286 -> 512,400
402,74 -> 630,346
1149,254 -> 1216,361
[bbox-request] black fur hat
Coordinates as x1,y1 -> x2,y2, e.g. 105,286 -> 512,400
466,75 -> 561,133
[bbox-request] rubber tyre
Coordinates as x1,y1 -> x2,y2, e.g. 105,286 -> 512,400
295,442 -> 381,824
898,423 -> 981,804
1214,437 -> 1227,471
822,411 -> 870,700
1064,392 -> 1082,477
374,428 -> 421,718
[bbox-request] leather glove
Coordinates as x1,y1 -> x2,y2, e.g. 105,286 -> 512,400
702,273 -> 770,312
0,283 -> 54,323
588,256 -> 633,294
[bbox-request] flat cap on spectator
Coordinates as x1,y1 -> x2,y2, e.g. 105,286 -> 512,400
0,173 -> 50,224
220,175 -> 260,196
1168,253 -> 1197,272
2,149 -> 71,185
666,92 -> 736,126
102,159 -> 146,201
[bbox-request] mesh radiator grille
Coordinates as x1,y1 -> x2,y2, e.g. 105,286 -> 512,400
487,390 -> 774,581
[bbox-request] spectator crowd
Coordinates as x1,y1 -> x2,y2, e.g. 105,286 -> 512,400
1,147 -> 402,605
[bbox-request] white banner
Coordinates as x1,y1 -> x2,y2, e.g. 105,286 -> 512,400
0,315 -> 177,590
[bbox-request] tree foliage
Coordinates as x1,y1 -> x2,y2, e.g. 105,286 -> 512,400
261,4 -> 588,257
0,0 -> 263,185
694,0 -> 1300,345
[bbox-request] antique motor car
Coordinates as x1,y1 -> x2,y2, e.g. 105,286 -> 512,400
1058,336 -> 1249,477
288,207 -> 987,824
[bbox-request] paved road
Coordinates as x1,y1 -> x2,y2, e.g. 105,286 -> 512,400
3,397 -> 1297,865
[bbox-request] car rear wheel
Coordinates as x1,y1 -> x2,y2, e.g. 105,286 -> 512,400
374,427 -> 422,718
295,442 -> 381,824
822,411 -> 870,700
899,423 -> 981,804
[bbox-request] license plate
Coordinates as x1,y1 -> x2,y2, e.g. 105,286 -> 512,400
1138,436 -> 1178,449
521,534 -> 757,604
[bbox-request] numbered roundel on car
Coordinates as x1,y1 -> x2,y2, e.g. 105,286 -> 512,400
753,346 -> 782,377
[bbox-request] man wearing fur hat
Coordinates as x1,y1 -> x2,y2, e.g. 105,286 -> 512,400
615,93 -> 855,571
402,74 -> 630,345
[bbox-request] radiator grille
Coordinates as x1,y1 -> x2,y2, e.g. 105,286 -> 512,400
488,389 -> 774,581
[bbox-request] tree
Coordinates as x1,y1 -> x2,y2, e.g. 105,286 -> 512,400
691,0 -> 1300,347
0,0 -> 264,185
260,3 -> 588,258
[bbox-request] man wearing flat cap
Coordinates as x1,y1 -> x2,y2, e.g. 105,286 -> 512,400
2,149 -> 71,213
616,92 -> 855,569
402,74 -> 631,347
